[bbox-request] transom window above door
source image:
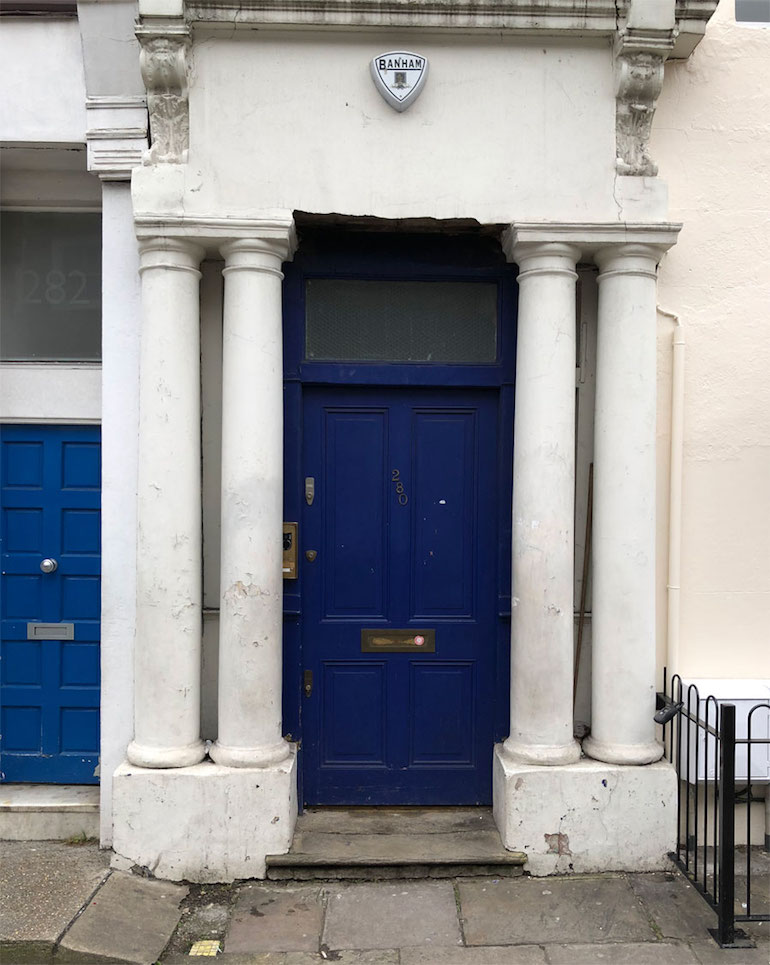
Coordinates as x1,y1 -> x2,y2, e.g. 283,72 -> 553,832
305,278 -> 498,363
1,211 -> 101,362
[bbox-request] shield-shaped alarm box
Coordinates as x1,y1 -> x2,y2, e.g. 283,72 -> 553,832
370,51 -> 429,112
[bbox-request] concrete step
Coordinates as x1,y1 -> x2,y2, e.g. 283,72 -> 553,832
0,784 -> 99,841
266,807 -> 527,880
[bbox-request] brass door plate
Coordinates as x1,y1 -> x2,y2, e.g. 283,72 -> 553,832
283,522 -> 298,579
361,629 -> 435,653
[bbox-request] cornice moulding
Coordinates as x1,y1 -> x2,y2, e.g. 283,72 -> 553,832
134,213 -> 298,255
183,0 -> 715,59
503,221 -> 682,260
86,98 -> 149,181
86,96 -> 148,109
187,0 -> 622,31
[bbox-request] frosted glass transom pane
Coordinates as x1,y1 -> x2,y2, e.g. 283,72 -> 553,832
1,212 -> 101,361
306,279 -> 497,363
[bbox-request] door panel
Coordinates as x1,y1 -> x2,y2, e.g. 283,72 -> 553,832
411,410 -> 477,617
302,387 -> 497,805
1,424 -> 101,784
323,409 -> 388,617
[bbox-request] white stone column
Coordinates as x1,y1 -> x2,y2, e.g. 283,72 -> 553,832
210,236 -> 293,768
127,237 -> 206,769
583,243 -> 663,765
502,241 -> 582,766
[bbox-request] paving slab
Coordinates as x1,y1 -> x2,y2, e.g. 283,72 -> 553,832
287,951 -> 400,964
401,944 -> 547,963
0,840 -> 110,962
628,873 -> 720,941
163,955 -> 287,965
225,884 -> 324,954
322,880 -> 462,951
544,941 -> 698,963
458,875 -> 655,946
735,874 -> 770,916
160,883 -> 235,961
688,939 -> 770,964
57,870 -> 188,965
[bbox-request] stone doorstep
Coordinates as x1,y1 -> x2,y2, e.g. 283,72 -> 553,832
267,807 -> 527,880
0,785 -> 100,842
268,863 -> 526,880
268,851 -> 528,867
267,848 -> 527,881
0,784 -> 100,813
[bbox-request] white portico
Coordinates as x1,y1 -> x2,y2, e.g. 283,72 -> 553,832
111,214 -> 680,880
108,0 -> 717,882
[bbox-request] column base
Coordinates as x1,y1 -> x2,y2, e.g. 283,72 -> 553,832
492,745 -> 676,875
501,737 -> 581,766
126,738 -> 206,769
112,749 -> 297,882
582,735 -> 664,766
209,739 -> 291,768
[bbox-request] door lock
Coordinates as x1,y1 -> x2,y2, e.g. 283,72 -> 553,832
303,670 -> 313,698
305,550 -> 317,562
305,477 -> 315,506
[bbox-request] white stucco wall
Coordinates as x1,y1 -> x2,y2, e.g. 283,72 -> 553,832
652,0 -> 770,679
0,17 -> 87,144
181,31 -> 618,224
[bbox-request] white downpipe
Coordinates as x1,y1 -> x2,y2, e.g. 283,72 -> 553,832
659,306 -> 685,679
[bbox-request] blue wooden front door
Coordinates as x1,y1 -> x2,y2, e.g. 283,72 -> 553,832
301,387 -> 499,805
1,425 -> 101,784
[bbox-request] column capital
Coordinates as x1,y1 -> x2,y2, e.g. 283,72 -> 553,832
220,237 -> 292,278
595,241 -> 667,280
138,236 -> 205,276
504,240 -> 582,281
502,227 -> 581,269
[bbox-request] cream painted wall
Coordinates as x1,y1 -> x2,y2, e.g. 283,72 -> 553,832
185,31 -> 618,224
0,18 -> 87,144
652,0 -> 770,679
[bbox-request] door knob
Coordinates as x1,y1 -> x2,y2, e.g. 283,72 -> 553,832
40,558 -> 58,574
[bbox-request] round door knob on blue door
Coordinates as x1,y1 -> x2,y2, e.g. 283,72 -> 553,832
40,558 -> 58,573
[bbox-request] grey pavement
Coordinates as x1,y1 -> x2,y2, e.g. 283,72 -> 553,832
2,842 -> 769,965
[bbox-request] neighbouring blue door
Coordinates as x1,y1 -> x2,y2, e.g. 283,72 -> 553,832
1,424 -> 101,784
301,387 -> 499,805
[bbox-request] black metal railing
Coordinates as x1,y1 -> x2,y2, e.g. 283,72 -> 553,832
661,672 -> 770,948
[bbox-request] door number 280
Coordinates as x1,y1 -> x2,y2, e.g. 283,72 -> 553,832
391,469 -> 408,506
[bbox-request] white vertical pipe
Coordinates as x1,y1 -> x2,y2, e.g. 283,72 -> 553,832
660,307 -> 685,679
